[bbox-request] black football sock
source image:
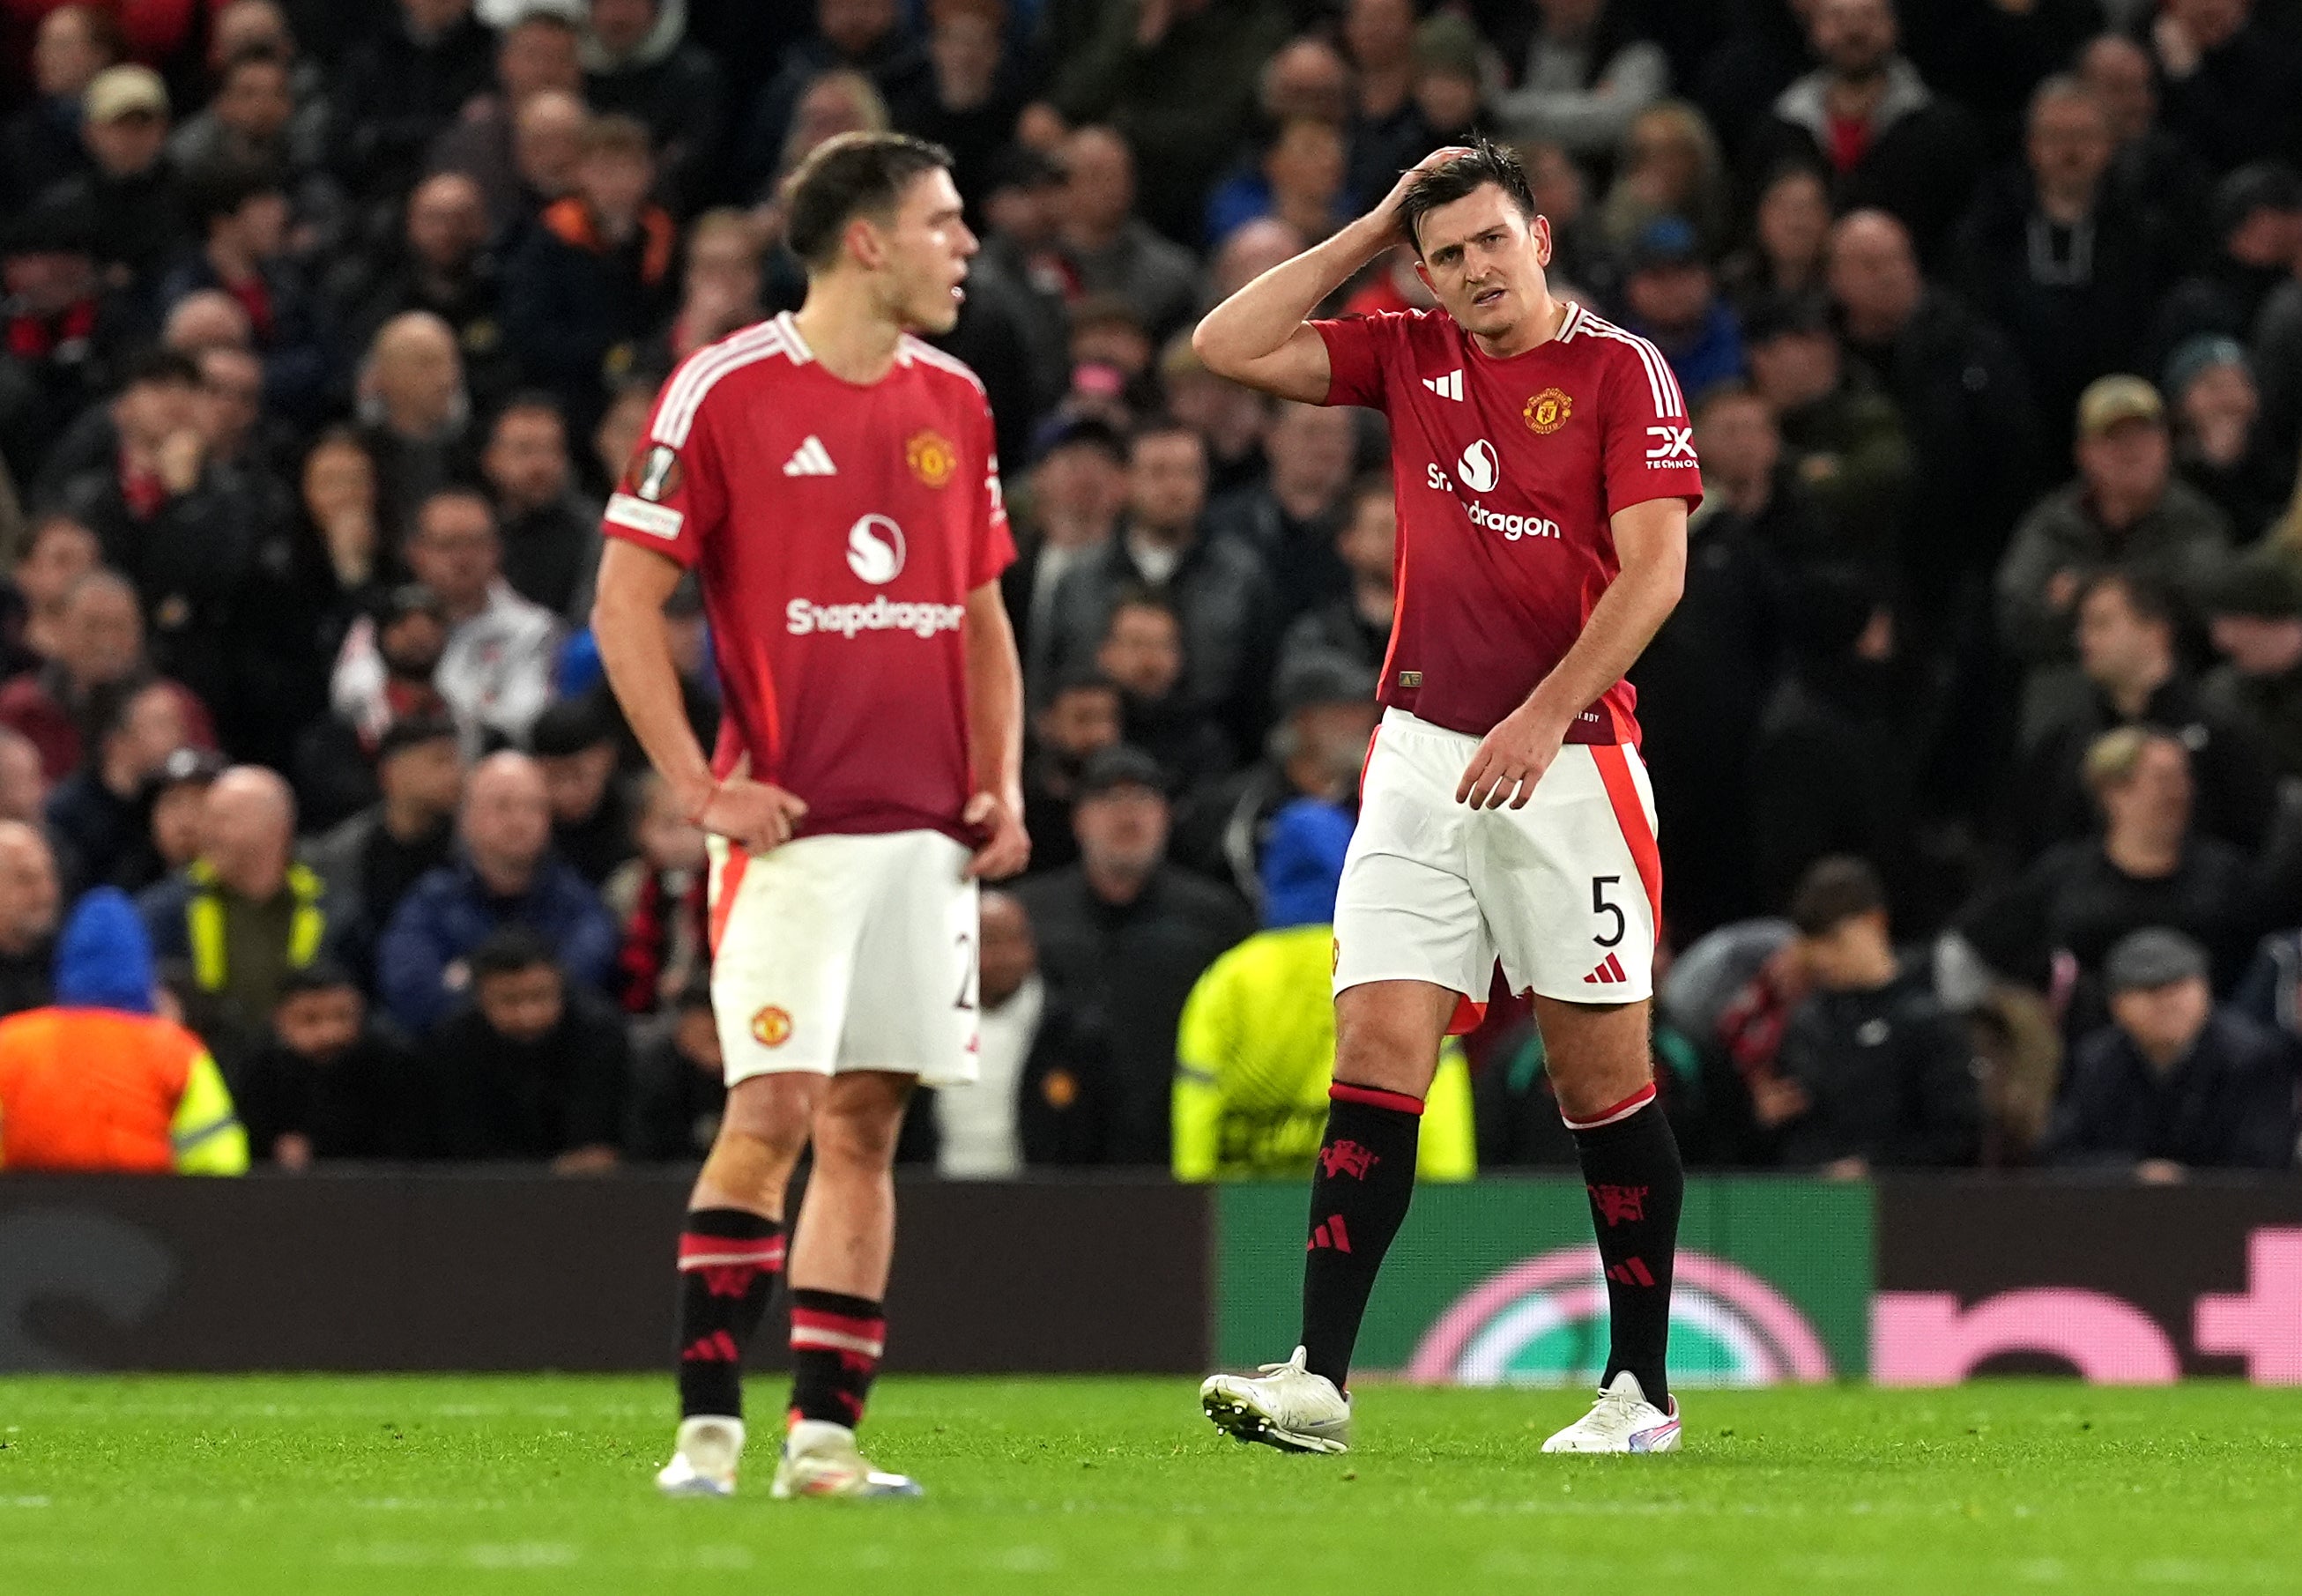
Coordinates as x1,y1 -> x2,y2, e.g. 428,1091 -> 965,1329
1568,1089 -> 1682,1407
674,1208 -> 784,1421
1298,1082 -> 1423,1388
787,1289 -> 885,1429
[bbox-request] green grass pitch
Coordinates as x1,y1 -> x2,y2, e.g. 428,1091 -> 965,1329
4,1376 -> 2299,1594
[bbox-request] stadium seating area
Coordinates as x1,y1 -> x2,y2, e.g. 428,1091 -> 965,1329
0,0 -> 2298,1178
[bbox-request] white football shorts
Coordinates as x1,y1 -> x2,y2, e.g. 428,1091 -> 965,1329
1333,708 -> 1662,1012
707,828 -> 980,1088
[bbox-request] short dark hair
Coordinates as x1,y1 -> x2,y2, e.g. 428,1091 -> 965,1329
490,390 -> 566,433
782,130 -> 954,271
186,160 -> 286,229
471,927 -> 559,983
122,347 -> 204,391
1049,664 -> 1122,701
527,693 -> 614,757
1105,586 -> 1179,628
1127,414 -> 1201,457
1788,855 -> 1888,937
412,485 -> 497,540
2078,567 -> 2178,631
1397,138 -> 1537,256
277,959 -> 358,1003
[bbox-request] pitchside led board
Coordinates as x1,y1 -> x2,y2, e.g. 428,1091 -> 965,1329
1217,1178 -> 2302,1386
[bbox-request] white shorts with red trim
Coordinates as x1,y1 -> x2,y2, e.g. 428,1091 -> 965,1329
1333,709 -> 1662,1011
706,829 -> 980,1088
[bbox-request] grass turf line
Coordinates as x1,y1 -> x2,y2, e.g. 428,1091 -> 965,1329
2,1376 -> 2298,1594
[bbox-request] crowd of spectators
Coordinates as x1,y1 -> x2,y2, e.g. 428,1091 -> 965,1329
1,0 -> 2300,1183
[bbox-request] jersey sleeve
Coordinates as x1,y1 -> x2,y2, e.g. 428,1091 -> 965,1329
969,398 -> 1016,590
1598,339 -> 1704,518
600,358 -> 731,568
1311,312 -> 1397,410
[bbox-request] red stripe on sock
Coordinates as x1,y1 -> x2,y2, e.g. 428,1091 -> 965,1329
1330,1080 -> 1425,1116
1562,1082 -> 1656,1131
1327,1214 -> 1352,1252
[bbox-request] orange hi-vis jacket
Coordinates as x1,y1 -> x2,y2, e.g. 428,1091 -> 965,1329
0,1007 -> 247,1175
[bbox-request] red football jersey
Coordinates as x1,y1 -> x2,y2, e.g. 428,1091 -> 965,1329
602,311 -> 1014,843
1316,301 -> 1704,744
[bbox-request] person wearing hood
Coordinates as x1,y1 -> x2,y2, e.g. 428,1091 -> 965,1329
1172,797 -> 1474,1183
581,0 -> 725,217
0,886 -> 247,1173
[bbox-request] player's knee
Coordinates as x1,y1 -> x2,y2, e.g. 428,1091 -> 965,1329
717,1075 -> 820,1162
812,1091 -> 910,1171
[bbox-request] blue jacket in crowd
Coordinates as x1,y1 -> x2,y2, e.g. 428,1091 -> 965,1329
375,854 -> 618,1035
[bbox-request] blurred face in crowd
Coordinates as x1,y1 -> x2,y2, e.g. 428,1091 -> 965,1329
221,188 -> 292,262
501,17 -> 581,101
1827,212 -> 1922,338
407,494 -> 501,612
1262,40 -> 1351,125
1523,143 -> 1585,231
201,768 -> 294,898
1799,909 -> 1891,992
197,348 -> 264,457
1338,489 -> 1397,586
634,776 -> 707,872
1694,391 -> 1782,496
977,891 -> 1036,1008
2099,736 -> 2191,843
1126,430 -> 1208,537
2028,88 -> 2112,202
86,107 -> 167,178
1285,700 -> 1379,799
381,733 -> 464,821
539,739 -> 615,824
217,58 -> 293,143
1410,183 -> 1556,346
1210,218 -> 1307,302
2226,202 -> 2302,271
578,145 -> 655,225
401,0 -> 472,35
516,90 -> 586,198
1266,402 -> 1355,504
848,167 -> 976,338
276,984 -> 363,1062
115,372 -> 202,454
1029,438 -> 1127,544
1813,0 -> 1896,79
1624,259 -> 1715,337
0,737 -> 44,824
1266,118 -> 1346,218
2209,609 -> 2302,679
1068,315 -> 1150,382
485,405 -> 570,511
478,961 -> 564,1043
2179,360 -> 2258,453
590,0 -> 656,57
36,6 -> 111,99
1096,602 -> 1184,700
151,777 -> 210,869
1622,108 -> 1705,212
1345,0 -> 1416,71
0,822 -> 60,954
463,753 -> 553,880
784,72 -> 880,171
1414,65 -> 1481,137
2110,975 -> 2212,1070
2165,0 -> 2248,51
212,2 -> 292,67
368,314 -> 464,433
2076,418 -> 2171,510
60,577 -> 143,685
984,172 -> 1058,247
165,290 -> 254,355
1060,128 -> 1135,237
4,247 -> 97,316
1746,327 -> 1839,410
595,383 -> 651,486
820,0 -> 897,57
1537,0 -> 1604,35
684,218 -> 762,323
1036,682 -> 1122,761
1756,167 -> 1830,279
302,433 -> 378,540
2076,581 -> 2172,691
16,518 -> 100,619
408,173 -> 488,272
1073,781 -> 1168,886
929,4 -> 1004,108
2078,36 -> 2155,145
115,685 -> 188,776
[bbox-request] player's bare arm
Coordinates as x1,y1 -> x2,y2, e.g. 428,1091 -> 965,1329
1192,146 -> 1471,402
1456,496 -> 1688,810
962,581 -> 1029,880
591,538 -> 808,852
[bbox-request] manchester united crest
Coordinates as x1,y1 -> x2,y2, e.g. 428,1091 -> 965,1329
906,429 -> 958,488
1524,387 -> 1573,434
750,1006 -> 793,1048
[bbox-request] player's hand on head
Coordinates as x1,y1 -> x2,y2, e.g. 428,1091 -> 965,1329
701,777 -> 809,854
1455,703 -> 1567,811
962,791 -> 1030,880
1371,145 -> 1475,231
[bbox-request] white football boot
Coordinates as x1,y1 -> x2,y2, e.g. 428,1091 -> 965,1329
1199,1346 -> 1352,1454
656,1415 -> 744,1496
769,1420 -> 925,1498
1540,1371 -> 1682,1453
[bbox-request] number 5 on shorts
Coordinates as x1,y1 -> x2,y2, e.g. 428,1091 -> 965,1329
1591,875 -> 1624,948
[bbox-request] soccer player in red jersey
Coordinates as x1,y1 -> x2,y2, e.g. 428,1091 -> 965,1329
591,132 -> 1028,1499
1194,141 -> 1701,1454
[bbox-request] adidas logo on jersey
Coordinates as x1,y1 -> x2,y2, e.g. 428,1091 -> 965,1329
1584,953 -> 1629,985
782,435 -> 837,476
1422,369 -> 1465,401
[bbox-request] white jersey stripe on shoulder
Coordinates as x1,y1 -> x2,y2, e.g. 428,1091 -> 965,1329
1581,315 -> 1681,419
771,309 -> 814,363
653,323 -> 791,448
901,335 -> 988,393
1559,301 -> 1585,341
657,318 -> 783,426
1587,323 -> 1666,417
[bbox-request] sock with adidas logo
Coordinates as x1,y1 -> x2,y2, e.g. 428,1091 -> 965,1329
1298,1082 -> 1423,1387
1566,1089 -> 1682,1407
674,1208 -> 784,1420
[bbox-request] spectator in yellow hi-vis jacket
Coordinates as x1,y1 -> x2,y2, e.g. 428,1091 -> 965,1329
1175,798 -> 1474,1181
0,887 -> 247,1175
